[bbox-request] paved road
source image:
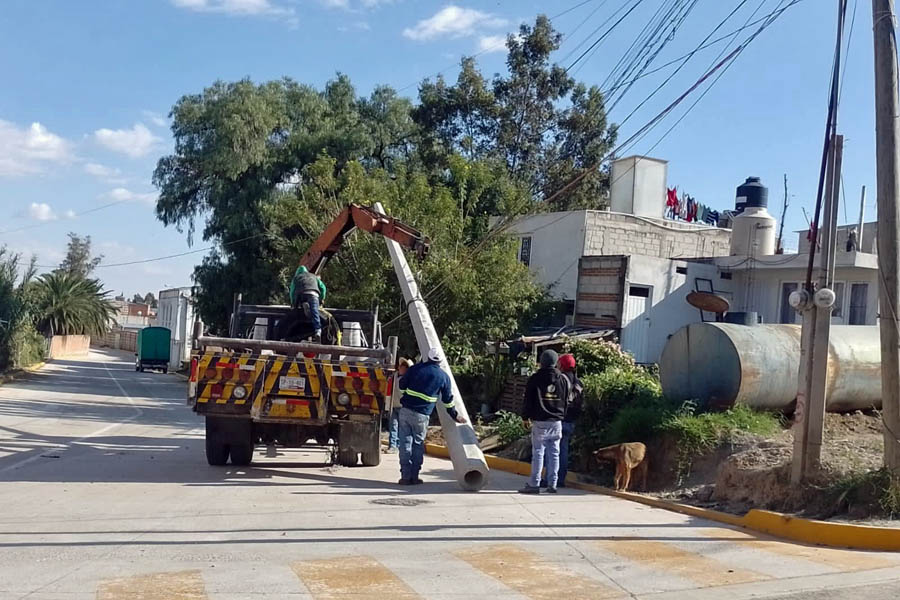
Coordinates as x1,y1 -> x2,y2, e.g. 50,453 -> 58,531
0,350 -> 897,600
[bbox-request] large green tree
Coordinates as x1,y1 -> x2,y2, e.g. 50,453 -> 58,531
57,232 -> 103,277
414,16 -> 617,210
152,16 -> 606,347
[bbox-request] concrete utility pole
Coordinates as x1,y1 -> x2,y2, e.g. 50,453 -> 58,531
792,136 -> 843,483
373,203 -> 489,491
872,0 -> 900,472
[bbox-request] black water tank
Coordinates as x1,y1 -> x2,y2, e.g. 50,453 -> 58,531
735,176 -> 768,213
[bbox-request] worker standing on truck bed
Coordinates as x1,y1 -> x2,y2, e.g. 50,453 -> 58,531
289,266 -> 327,340
396,348 -> 467,485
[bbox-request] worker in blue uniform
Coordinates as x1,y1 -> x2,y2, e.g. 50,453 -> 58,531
396,347 -> 467,485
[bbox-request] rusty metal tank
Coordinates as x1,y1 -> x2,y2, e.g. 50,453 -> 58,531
659,323 -> 881,412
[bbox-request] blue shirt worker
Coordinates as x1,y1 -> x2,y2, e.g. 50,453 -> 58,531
396,347 -> 467,485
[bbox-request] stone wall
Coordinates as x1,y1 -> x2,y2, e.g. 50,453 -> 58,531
574,256 -> 627,329
48,335 -> 91,358
583,211 -> 732,259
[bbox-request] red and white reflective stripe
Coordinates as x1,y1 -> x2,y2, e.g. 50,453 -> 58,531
272,398 -> 310,406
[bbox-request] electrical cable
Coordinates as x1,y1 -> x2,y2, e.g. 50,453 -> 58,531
34,232 -> 270,269
0,199 -> 134,235
413,0 -> 801,310
614,0 -> 758,128
566,0 -> 647,72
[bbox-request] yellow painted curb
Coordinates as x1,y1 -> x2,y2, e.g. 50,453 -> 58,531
423,443 -> 900,552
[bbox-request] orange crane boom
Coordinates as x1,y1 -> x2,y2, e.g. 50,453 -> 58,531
300,204 -> 430,274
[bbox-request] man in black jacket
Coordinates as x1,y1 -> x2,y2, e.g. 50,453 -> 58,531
556,353 -> 583,487
519,349 -> 569,494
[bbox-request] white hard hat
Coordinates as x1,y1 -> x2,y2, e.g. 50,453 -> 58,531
426,347 -> 443,363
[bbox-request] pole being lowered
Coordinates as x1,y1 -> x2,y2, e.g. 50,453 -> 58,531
374,203 -> 489,491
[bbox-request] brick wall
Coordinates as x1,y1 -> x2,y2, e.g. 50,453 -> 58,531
583,211 -> 731,259
574,256 -> 627,328
92,329 -> 138,352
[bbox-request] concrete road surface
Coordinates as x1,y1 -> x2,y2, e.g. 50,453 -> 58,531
0,350 -> 897,600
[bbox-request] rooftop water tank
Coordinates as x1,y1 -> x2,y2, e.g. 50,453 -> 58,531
730,177 -> 776,256
735,176 -> 768,213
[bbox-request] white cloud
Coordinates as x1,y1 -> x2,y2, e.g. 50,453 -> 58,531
338,20 -> 370,31
106,187 -> 158,206
171,0 -> 295,19
0,120 -> 73,176
477,34 -> 507,53
403,5 -> 507,41
28,202 -> 57,221
93,123 -> 160,158
142,110 -> 168,128
320,0 -> 350,8
64,209 -> 76,219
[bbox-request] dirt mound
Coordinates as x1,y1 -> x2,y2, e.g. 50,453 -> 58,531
662,412 -> 892,520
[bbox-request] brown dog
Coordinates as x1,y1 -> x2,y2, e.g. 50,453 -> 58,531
593,442 -> 648,491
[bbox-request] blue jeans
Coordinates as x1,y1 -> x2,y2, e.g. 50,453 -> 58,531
529,420 -> 562,488
301,293 -> 321,332
388,407 -> 400,449
398,407 -> 430,481
557,421 -> 576,486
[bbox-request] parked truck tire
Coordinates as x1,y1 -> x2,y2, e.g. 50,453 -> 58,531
337,449 -> 358,467
361,420 -> 381,466
229,442 -> 254,466
205,425 -> 230,466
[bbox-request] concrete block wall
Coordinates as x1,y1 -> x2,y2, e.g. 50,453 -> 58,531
583,212 -> 731,259
49,335 -> 91,358
574,256 -> 627,328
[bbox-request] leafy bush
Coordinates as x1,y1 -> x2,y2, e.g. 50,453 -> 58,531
495,410 -> 529,445
565,338 -> 636,375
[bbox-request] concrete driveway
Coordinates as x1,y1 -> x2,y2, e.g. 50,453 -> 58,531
0,349 -> 897,599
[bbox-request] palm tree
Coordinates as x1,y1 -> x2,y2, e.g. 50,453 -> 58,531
34,271 -> 115,337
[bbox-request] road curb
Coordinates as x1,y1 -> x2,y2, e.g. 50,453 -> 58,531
423,443 -> 900,552
0,361 -> 46,386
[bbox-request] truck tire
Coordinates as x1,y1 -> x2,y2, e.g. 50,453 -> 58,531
361,419 -> 382,466
338,449 -> 358,467
230,443 -> 254,466
361,449 -> 381,467
205,417 -> 230,466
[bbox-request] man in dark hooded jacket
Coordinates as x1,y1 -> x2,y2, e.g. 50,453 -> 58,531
519,349 -> 569,494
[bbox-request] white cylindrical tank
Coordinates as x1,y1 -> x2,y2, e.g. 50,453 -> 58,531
342,321 -> 363,347
730,206 -> 777,256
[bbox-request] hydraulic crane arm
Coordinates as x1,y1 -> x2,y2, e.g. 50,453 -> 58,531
300,204 -> 430,274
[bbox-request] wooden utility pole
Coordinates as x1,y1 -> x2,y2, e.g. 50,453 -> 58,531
872,0 -> 900,472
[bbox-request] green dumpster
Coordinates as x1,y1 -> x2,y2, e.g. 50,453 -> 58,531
136,326 -> 171,373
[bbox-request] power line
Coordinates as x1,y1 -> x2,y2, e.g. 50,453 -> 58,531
35,232 -> 269,270
566,0 -> 647,73
0,199 -> 134,235
397,0 -> 608,93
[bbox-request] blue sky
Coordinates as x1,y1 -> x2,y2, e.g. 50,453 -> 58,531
0,0 -> 874,297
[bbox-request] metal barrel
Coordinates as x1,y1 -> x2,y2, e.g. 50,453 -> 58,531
659,323 -> 881,412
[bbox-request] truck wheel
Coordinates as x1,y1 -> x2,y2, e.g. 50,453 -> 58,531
162,366 -> 168,374
361,450 -> 381,467
338,449 -> 358,467
206,436 -> 230,466
361,419 -> 382,466
205,418 -> 230,466
230,443 -> 254,466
